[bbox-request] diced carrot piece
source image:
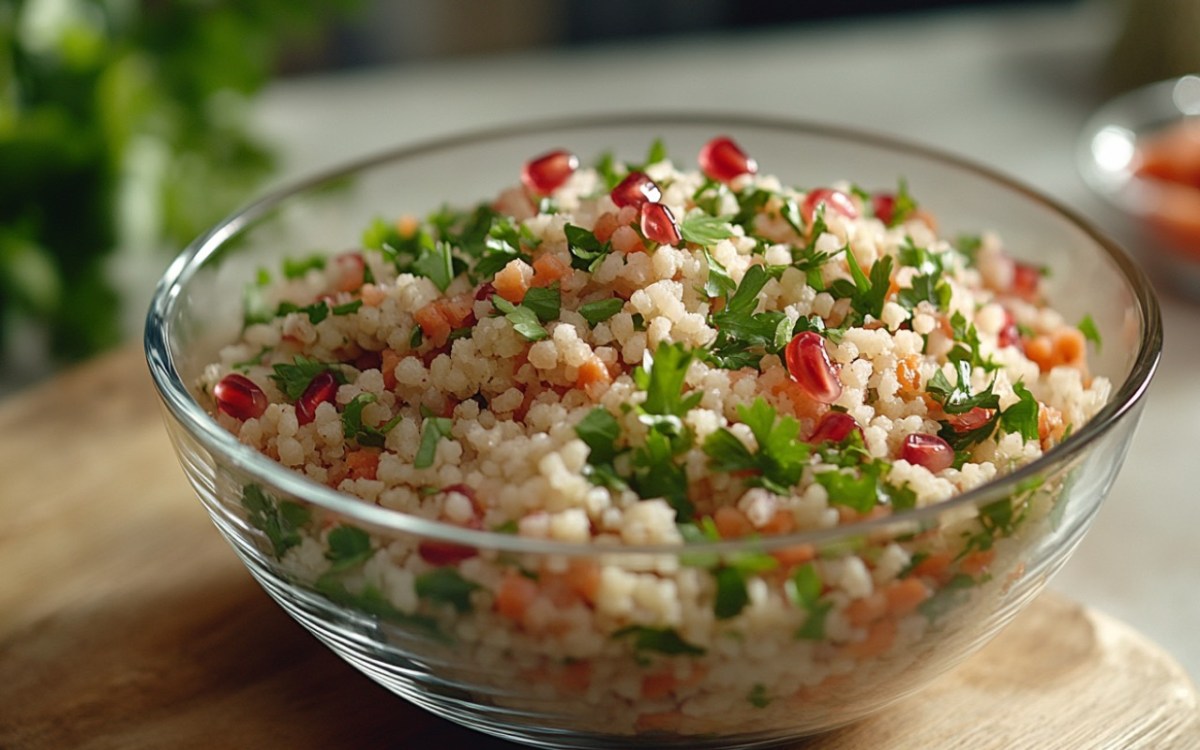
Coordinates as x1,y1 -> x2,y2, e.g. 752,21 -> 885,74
563,559 -> 601,604
414,303 -> 452,346
592,211 -> 620,243
842,618 -> 897,659
1053,327 -> 1086,369
845,594 -> 888,628
713,506 -> 754,539
1024,334 -> 1055,372
532,254 -> 571,287
439,294 -> 475,328
959,548 -> 996,577
493,259 -> 531,303
770,543 -> 816,568
395,214 -> 420,237
895,354 -> 922,396
641,671 -> 677,700
912,551 -> 952,583
495,572 -> 539,622
345,449 -> 380,481
576,357 -> 612,391
611,225 -> 646,254
555,660 -> 592,693
760,508 -> 796,535
882,577 -> 931,617
1039,404 -> 1065,445
635,710 -> 683,734
380,349 -> 402,390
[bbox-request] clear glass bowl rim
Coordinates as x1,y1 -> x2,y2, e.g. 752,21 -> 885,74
145,112 -> 1163,557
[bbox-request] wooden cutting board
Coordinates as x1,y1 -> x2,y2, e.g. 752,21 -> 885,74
1,346 -> 1197,749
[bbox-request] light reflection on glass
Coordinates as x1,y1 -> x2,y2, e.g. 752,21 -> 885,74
1091,125 -> 1136,174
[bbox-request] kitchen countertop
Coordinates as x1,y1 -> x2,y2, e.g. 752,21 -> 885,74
243,2 -> 1199,682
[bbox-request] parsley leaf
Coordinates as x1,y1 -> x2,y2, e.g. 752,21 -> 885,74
521,284 -> 561,323
475,216 -> 536,278
242,484 -> 311,558
282,254 -> 326,279
578,297 -> 624,326
926,360 -> 999,414
703,399 -> 810,494
342,393 -> 403,447
1077,314 -> 1102,351
635,342 -> 702,425
415,567 -> 479,613
829,246 -> 892,324
702,248 -> 737,299
946,311 -> 998,372
270,356 -> 344,401
1000,381 -> 1040,441
276,300 -> 330,325
414,411 -> 454,469
705,264 -> 791,369
787,562 -> 833,640
565,223 -> 611,273
883,179 -> 917,227
412,240 -> 455,292
575,407 -> 621,465
492,294 -> 549,341
748,684 -> 771,708
680,213 -> 737,246
612,625 -> 705,657
325,525 -> 374,572
714,566 -> 751,620
633,430 -> 693,521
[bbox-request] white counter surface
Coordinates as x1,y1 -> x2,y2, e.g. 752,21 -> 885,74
252,3 -> 1199,681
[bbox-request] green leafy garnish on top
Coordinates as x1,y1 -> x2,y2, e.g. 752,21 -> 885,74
270,356 -> 345,401
702,398 -> 810,494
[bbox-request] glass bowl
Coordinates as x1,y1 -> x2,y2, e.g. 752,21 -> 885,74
146,115 -> 1161,748
1078,73 -> 1200,298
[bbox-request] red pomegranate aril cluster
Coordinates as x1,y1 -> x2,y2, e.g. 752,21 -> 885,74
802,188 -> 859,225
871,193 -> 898,226
784,331 -> 843,404
946,406 -> 994,433
610,171 -> 661,208
1010,260 -> 1042,301
900,433 -> 954,473
214,373 -> 268,420
296,371 -> 339,425
698,136 -> 757,183
639,202 -> 682,246
807,411 -> 862,445
997,308 -> 1021,348
521,149 -> 579,196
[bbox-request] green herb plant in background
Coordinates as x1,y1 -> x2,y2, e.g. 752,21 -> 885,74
0,0 -> 354,386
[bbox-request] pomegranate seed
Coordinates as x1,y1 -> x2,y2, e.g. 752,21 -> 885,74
946,406 -> 994,432
900,433 -> 954,473
419,495 -> 481,565
872,193 -> 897,225
801,188 -> 859,225
521,149 -> 578,196
639,202 -> 682,246
1010,260 -> 1042,301
784,331 -> 842,404
610,171 -> 662,208
474,281 -> 496,302
997,308 -> 1020,348
418,539 -> 478,565
698,136 -> 757,183
808,411 -> 862,445
295,370 -> 338,425
213,373 -> 268,420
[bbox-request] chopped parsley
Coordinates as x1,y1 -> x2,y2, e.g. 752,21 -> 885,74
748,683 -> 772,708
947,311 -> 999,372
881,179 -> 917,227
630,343 -> 701,520
412,239 -> 455,292
415,567 -> 479,613
788,562 -> 833,640
325,524 -> 374,572
1077,314 -> 1102,351
521,284 -> 562,323
578,297 -> 624,326
926,360 -> 999,415
702,398 -> 810,494
679,213 -> 737,246
475,216 -> 537,278
341,393 -> 404,447
242,484 -> 311,558
827,246 -> 893,325
414,410 -> 454,469
492,294 -> 550,341
575,407 -> 621,465
705,264 -> 790,370
999,381 -> 1040,442
701,248 -> 737,299
612,625 -> 705,658
565,223 -> 611,273
282,254 -> 326,279
270,356 -> 345,401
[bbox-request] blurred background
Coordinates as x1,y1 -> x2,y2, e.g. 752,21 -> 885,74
1,0 -> 1197,392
